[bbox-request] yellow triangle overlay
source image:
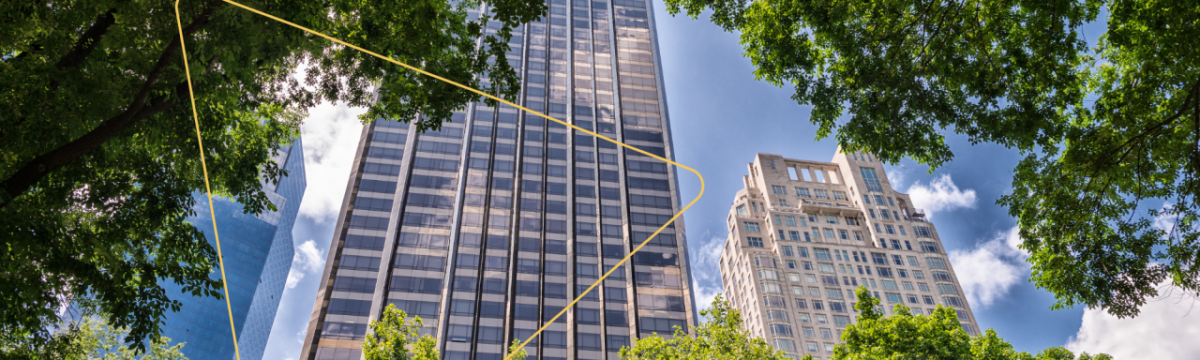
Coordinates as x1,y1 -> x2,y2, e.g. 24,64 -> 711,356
174,1 -> 706,359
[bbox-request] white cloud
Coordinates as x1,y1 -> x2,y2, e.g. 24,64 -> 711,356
1001,225 -> 1030,258
284,268 -> 302,290
692,279 -> 721,314
689,232 -> 726,313
298,101 -> 367,222
1153,203 -> 1181,239
948,227 -> 1028,307
885,165 -> 906,190
1066,283 -> 1200,359
297,240 -> 324,271
907,174 -> 977,218
286,240 -> 325,289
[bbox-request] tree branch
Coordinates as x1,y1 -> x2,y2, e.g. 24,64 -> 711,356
0,0 -> 223,207
1091,79 -> 1200,170
55,8 -> 118,69
870,0 -> 937,45
918,0 -> 965,72
1073,78 -> 1200,237
11,43 -> 43,62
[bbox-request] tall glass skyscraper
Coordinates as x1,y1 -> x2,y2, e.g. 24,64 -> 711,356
298,0 -> 696,359
162,138 -> 307,360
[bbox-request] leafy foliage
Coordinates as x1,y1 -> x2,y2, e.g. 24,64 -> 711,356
621,291 -> 1111,360
363,304 -> 438,360
0,0 -> 542,350
816,287 -> 1111,360
663,0 -> 1200,317
1,316 -> 187,360
364,304 -> 527,360
619,295 -> 791,360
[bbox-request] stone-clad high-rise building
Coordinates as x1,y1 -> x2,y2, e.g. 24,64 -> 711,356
719,152 -> 979,360
299,0 -> 697,359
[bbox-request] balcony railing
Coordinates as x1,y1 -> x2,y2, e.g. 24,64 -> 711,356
902,207 -> 927,222
800,200 -> 863,217
801,200 -> 855,208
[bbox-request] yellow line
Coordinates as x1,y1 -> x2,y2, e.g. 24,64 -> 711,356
202,2 -> 706,359
174,2 -> 242,360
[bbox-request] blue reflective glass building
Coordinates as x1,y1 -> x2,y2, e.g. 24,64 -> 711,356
163,138 -> 307,360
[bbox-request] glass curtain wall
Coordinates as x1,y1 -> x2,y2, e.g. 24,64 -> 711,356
302,0 -> 694,359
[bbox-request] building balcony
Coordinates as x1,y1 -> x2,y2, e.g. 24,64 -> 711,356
902,208 -> 927,222
799,200 -> 863,217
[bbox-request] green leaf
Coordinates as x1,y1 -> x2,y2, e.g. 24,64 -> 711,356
1,0 -> 543,350
663,0 -> 1200,317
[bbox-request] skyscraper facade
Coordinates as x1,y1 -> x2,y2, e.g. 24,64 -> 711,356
298,0 -> 697,359
162,139 -> 307,360
718,152 -> 978,359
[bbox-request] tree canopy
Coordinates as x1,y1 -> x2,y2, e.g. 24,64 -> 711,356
620,290 -> 1111,360
619,295 -> 791,360
1,316 -> 187,360
817,287 -> 1111,360
663,0 -> 1200,317
1,0 -> 541,350
363,304 -> 439,360
363,304 -> 527,360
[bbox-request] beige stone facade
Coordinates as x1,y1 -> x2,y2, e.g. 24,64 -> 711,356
718,151 -> 979,359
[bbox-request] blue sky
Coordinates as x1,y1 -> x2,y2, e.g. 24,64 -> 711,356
262,3 -> 1199,359
652,5 -> 1082,353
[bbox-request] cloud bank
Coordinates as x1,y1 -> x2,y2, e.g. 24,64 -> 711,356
689,232 -> 726,314
297,102 -> 367,222
885,166 -> 906,190
907,174 -> 977,218
285,239 -> 325,290
1067,283 -> 1200,359
949,227 -> 1029,307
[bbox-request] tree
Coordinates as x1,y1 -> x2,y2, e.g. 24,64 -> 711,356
1,0 -> 542,350
619,295 -> 791,360
363,304 -> 527,360
662,0 -> 1200,317
1,316 -> 187,360
811,287 -> 1110,360
363,304 -> 438,360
